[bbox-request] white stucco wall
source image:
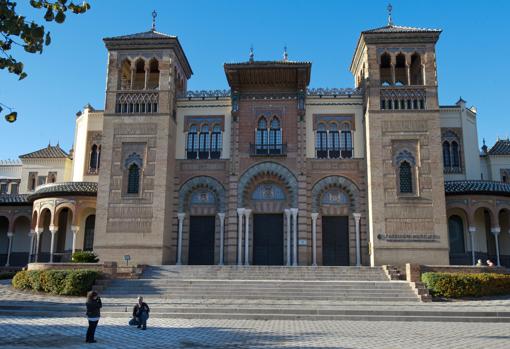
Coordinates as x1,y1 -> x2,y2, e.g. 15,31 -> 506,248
175,99 -> 231,159
19,158 -> 72,194
72,109 -> 104,182
305,96 -> 365,158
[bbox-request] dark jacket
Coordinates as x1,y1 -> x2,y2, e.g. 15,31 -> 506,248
132,302 -> 150,318
86,298 -> 102,318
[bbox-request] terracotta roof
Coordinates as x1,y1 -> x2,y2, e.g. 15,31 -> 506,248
19,144 -> 69,159
362,24 -> 442,34
445,180 -> 510,196
103,30 -> 176,41
488,139 -> 510,155
0,194 -> 29,206
27,182 -> 97,201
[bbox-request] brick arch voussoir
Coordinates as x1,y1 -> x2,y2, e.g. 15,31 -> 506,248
178,176 -> 226,213
311,176 -> 360,213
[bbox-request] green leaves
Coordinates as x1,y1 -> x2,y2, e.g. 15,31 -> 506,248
1,0 -> 91,122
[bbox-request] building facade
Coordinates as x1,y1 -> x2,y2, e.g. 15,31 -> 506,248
1,18 -> 510,268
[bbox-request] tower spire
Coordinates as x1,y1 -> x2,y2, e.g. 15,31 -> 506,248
249,45 -> 254,63
387,3 -> 393,26
151,10 -> 157,31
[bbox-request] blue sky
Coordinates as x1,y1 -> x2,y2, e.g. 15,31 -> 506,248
1,0 -> 509,159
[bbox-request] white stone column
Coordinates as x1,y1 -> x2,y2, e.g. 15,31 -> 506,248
406,63 -> 411,86
27,230 -> 35,264
353,213 -> 362,267
491,227 -> 501,267
71,226 -> 79,255
468,226 -> 476,266
284,209 -> 291,266
244,209 -> 252,266
217,213 -> 225,265
5,232 -> 13,267
237,208 -> 245,266
34,228 -> 42,263
49,225 -> 58,263
144,65 -> 149,90
290,208 -> 298,266
130,67 -> 135,90
311,213 -> 318,267
176,213 -> 185,265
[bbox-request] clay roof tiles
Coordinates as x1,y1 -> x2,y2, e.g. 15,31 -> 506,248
19,144 -> 69,159
488,139 -> 510,155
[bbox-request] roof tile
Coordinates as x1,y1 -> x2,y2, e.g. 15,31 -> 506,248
488,139 -> 510,155
445,180 -> 510,196
19,145 -> 69,159
362,24 -> 441,34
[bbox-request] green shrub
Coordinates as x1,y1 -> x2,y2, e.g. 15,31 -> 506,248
0,271 -> 17,280
71,251 -> 99,263
12,269 -> 101,296
12,270 -> 31,289
422,272 -> 510,298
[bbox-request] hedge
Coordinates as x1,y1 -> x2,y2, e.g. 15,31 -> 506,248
12,270 -> 101,296
71,251 -> 99,263
422,272 -> 510,298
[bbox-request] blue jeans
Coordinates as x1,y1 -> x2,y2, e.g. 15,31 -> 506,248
137,312 -> 148,328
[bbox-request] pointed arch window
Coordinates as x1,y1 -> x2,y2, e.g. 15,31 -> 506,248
187,125 -> 198,159
89,144 -> 101,174
198,125 -> 210,159
380,52 -> 392,86
210,125 -> 222,159
443,141 -> 451,168
256,117 -> 268,154
328,124 -> 340,158
442,131 -> 462,173
340,123 -> 353,158
127,163 -> 140,194
451,141 -> 460,167
399,161 -> 413,194
410,53 -> 423,85
316,123 -> 328,159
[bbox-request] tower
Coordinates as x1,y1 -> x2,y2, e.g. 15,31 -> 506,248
94,22 -> 192,264
350,12 -> 449,265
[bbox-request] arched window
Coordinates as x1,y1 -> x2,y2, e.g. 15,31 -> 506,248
97,145 -> 101,170
198,125 -> 210,159
210,125 -> 222,159
127,163 -> 140,194
328,124 -> 340,158
395,53 -> 407,86
256,117 -> 268,154
119,58 -> 131,90
448,215 -> 465,254
316,123 -> 328,159
83,215 -> 95,251
451,141 -> 460,168
89,144 -> 99,172
442,141 -> 451,168
399,161 -> 413,194
410,53 -> 423,85
133,58 -> 145,90
147,58 -> 159,89
187,125 -> 198,159
269,117 -> 282,154
341,123 -> 353,159
380,52 -> 392,86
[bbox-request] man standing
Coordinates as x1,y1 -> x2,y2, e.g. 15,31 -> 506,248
132,296 -> 150,330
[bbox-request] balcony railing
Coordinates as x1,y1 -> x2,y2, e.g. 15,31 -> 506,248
186,148 -> 222,160
316,147 -> 353,159
250,144 -> 287,157
115,91 -> 159,114
380,87 -> 426,110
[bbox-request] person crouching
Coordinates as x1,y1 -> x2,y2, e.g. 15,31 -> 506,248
132,296 -> 150,330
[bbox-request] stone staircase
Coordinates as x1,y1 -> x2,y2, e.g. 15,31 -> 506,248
3,266 -> 510,322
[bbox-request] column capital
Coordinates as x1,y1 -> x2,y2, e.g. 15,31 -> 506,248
311,212 -> 319,220
29,229 -> 35,237
49,225 -> 58,234
217,212 -> 225,220
290,208 -> 298,216
237,208 -> 245,215
353,212 -> 361,221
35,227 -> 43,235
284,209 -> 291,216
71,225 -> 79,233
468,226 -> 477,234
177,212 -> 186,220
6,232 -> 13,238
244,208 -> 252,217
491,227 -> 501,235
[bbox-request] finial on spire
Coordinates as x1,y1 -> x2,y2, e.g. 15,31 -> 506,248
283,45 -> 288,62
249,45 -> 254,63
387,3 -> 393,26
151,10 -> 157,31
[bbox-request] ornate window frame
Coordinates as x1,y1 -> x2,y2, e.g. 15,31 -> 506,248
442,129 -> 463,174
393,148 -> 419,197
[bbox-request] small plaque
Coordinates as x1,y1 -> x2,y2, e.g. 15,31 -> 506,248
298,239 -> 307,246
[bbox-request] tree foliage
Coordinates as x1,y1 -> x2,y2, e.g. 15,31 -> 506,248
1,0 -> 90,122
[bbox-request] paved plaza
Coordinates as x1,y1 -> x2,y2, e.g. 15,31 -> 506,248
1,316 -> 510,349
